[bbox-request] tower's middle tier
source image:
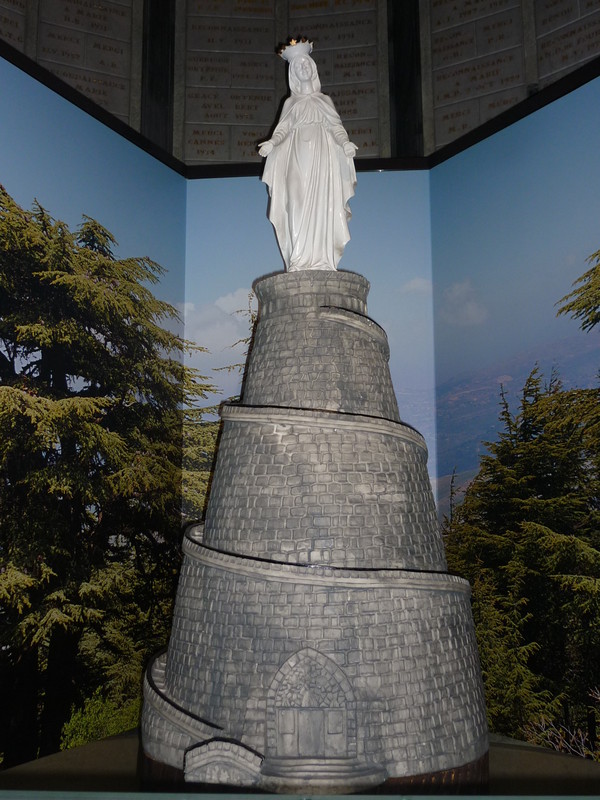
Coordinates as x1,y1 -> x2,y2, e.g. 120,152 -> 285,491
202,406 -> 445,571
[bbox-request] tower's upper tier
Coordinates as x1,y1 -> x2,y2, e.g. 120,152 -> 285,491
242,271 -> 400,422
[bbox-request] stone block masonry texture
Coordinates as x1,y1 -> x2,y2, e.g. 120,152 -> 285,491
141,270 -> 488,793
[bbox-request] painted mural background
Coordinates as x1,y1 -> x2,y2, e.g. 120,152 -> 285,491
0,51 -> 599,766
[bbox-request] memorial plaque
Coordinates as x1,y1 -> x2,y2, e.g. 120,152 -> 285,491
288,3 -> 386,157
35,61 -> 132,119
186,88 -> 232,123
479,84 -> 526,122
231,126 -> 270,160
582,0 -> 600,13
426,0 -> 528,151
181,0 -> 389,162
0,0 -> 25,51
39,0 -> 131,41
230,88 -> 275,123
431,0 -> 520,31
186,0 -> 226,12
187,52 -> 231,86
36,0 -> 133,124
87,33 -> 130,77
38,61 -> 130,117
537,9 -> 600,79
475,8 -> 523,56
538,11 -> 600,78
184,4 -> 277,162
186,0 -> 230,14
230,53 -> 274,88
424,0 -> 600,153
535,0 -> 600,82
332,45 -> 377,83
186,52 -> 276,88
329,82 -> 378,118
184,123 -> 230,162
308,46 -> 379,85
312,48 -> 334,83
433,47 -> 524,105
288,11 -> 377,49
187,17 -> 274,52
232,0 -> 273,14
344,119 -> 379,155
186,87 -> 275,124
38,22 -> 84,67
434,98 -> 479,145
290,0 -> 377,13
534,0 -> 579,37
186,0 -> 273,15
432,25 -> 477,69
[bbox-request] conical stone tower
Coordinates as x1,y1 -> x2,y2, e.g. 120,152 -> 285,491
142,269 -> 489,793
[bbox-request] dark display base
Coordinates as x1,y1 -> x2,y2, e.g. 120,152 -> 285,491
373,749 -> 489,794
139,749 -> 489,795
3,729 -> 600,795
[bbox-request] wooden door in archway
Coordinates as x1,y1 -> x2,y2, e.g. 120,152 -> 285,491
277,706 -> 347,757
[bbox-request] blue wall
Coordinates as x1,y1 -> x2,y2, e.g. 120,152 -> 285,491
0,57 -> 186,311
431,76 -> 600,502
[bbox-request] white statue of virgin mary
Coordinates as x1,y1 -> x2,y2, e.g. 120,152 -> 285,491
259,39 -> 357,271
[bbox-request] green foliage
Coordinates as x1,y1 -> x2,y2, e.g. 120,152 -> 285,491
445,345 -> 600,747
469,571 -> 558,735
213,290 -> 257,380
181,290 -> 256,521
557,248 -> 600,332
0,186 -> 217,764
182,412 -> 220,522
60,689 -> 141,750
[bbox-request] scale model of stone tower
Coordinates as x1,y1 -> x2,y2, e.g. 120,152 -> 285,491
141,269 -> 489,792
142,35 -> 487,793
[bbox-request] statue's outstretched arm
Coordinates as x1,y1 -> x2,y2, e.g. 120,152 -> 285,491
321,96 -> 357,156
330,123 -> 357,156
259,102 -> 293,156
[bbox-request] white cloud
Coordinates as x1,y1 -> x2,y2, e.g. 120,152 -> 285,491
214,287 -> 256,315
565,252 -> 578,267
181,288 -> 255,400
399,277 -> 432,295
440,280 -> 488,327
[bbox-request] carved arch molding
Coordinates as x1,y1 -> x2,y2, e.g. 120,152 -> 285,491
266,648 -> 357,759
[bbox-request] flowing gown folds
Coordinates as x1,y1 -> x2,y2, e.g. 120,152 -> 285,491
262,93 -> 356,271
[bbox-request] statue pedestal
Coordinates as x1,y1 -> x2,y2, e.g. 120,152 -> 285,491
141,270 -> 488,793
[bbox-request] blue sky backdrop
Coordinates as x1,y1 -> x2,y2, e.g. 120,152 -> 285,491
1,52 -> 599,497
430,76 -> 600,501
431,76 -> 600,387
0,56 -> 186,310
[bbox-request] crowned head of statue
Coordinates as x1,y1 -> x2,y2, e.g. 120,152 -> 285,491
278,37 -> 321,95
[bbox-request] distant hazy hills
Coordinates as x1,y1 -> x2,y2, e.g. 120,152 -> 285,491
436,333 -> 599,482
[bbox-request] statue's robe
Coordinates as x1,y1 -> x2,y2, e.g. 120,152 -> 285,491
262,92 -> 356,271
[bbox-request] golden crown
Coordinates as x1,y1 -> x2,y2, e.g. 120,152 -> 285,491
278,36 -> 313,61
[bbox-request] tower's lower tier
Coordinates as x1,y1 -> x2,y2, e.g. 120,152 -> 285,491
141,527 -> 488,792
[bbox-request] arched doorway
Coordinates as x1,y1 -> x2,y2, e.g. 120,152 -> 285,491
266,648 -> 356,759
